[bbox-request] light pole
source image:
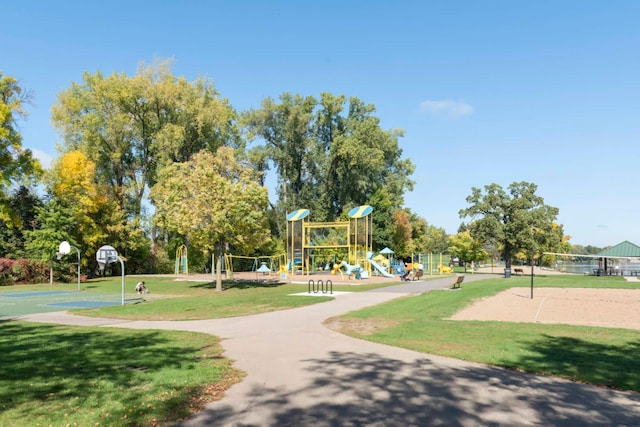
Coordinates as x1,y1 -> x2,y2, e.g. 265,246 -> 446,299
530,249 -> 535,299
529,225 -> 540,300
59,241 -> 81,291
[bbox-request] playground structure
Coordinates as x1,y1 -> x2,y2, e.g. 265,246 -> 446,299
223,254 -> 287,279
220,206 -> 456,282
286,205 -> 394,278
175,245 -> 188,275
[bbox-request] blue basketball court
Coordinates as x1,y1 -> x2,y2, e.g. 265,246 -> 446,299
0,290 -> 143,319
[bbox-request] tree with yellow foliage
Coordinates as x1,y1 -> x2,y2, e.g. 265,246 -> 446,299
152,147 -> 270,291
50,151 -> 106,255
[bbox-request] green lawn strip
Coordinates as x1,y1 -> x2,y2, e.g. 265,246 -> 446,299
80,280 -> 400,320
0,277 -> 397,320
336,275 -> 640,392
0,321 -> 242,426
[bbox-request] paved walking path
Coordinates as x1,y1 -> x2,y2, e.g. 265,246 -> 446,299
17,276 -> 640,426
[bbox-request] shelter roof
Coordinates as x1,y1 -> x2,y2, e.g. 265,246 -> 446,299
597,241 -> 640,257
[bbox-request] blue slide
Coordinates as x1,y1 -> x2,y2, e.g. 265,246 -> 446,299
367,257 -> 395,278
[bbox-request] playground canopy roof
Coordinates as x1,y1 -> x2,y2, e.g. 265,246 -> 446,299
380,247 -> 394,254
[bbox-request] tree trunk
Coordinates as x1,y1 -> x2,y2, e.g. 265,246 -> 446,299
503,246 -> 512,269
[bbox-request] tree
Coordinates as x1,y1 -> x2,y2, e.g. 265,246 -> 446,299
459,181 -> 561,273
243,93 -> 317,216
320,95 -> 414,221
448,231 -> 488,272
243,93 -> 415,228
424,225 -> 450,254
46,151 -> 108,271
369,188 -> 395,250
24,200 -> 77,283
51,59 -> 237,222
0,186 -> 43,258
0,71 -> 42,223
151,147 -> 270,291
391,209 -> 413,258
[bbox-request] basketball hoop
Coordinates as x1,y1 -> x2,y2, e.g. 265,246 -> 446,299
96,245 -> 118,271
96,244 -> 126,306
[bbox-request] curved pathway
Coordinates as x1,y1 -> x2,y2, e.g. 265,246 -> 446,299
18,276 -> 640,426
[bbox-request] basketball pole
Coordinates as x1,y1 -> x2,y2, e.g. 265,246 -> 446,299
108,255 -> 126,306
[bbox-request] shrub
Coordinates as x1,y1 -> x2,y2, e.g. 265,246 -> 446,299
0,258 -> 50,285
0,258 -> 16,286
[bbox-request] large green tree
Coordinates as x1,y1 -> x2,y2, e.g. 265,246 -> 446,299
0,71 -> 41,223
151,147 -> 270,291
243,92 -> 414,228
51,60 -> 238,222
243,93 -> 318,222
459,181 -> 562,272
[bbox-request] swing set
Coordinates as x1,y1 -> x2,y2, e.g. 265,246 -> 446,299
223,254 -> 287,279
175,245 -> 188,275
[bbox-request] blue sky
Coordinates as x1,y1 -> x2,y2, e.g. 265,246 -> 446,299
3,1 -> 639,247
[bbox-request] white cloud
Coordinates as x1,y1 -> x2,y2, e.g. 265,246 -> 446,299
30,148 -> 54,169
419,99 -> 475,117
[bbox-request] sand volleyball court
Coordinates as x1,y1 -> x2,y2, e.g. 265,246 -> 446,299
450,287 -> 640,330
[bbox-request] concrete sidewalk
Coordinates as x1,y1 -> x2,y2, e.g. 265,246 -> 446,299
17,275 -> 640,426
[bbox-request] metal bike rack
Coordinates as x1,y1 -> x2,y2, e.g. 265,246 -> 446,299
307,279 -> 333,294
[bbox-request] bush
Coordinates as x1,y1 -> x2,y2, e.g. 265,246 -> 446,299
0,258 -> 16,286
0,258 -> 50,285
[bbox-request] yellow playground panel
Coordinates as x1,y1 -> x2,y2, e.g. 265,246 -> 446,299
286,205 -> 374,276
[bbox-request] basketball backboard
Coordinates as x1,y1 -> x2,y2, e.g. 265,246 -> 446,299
96,245 -> 118,270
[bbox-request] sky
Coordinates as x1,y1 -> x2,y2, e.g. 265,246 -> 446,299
3,0 -> 639,248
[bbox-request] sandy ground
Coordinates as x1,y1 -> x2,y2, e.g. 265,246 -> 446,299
450,286 -> 640,330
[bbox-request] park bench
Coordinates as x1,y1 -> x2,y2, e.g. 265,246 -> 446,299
451,275 -> 465,289
514,268 -> 524,276
412,270 -> 424,281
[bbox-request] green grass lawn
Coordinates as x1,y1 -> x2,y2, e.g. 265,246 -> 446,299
2,275 -> 397,320
333,274 -> 640,392
0,321 -> 242,426
78,276 -> 397,320
5,273 -> 639,425
0,275 -> 396,425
